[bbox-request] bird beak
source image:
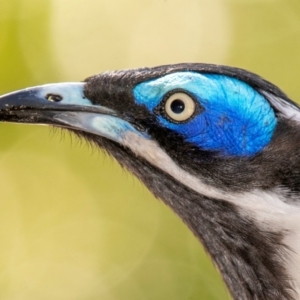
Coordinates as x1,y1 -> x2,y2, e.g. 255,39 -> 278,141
0,82 -> 147,143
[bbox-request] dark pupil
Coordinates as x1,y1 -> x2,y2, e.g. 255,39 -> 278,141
170,99 -> 185,114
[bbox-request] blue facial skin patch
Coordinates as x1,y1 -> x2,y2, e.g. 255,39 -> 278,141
133,72 -> 277,157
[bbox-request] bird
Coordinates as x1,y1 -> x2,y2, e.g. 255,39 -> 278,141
0,63 -> 300,300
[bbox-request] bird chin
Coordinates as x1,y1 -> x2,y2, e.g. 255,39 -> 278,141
49,111 -> 149,145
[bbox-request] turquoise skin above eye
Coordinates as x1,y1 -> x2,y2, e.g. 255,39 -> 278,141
133,72 -> 277,157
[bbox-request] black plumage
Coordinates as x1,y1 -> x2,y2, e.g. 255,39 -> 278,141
1,63 -> 300,299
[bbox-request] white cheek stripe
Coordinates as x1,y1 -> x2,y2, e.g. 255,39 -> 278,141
122,131 -> 300,217
261,90 -> 300,124
122,131 -> 300,296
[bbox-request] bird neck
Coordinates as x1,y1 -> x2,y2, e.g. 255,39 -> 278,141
143,175 -> 296,300
79,132 -> 298,300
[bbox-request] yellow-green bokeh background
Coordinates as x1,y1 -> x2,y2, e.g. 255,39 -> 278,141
1,1 -> 300,299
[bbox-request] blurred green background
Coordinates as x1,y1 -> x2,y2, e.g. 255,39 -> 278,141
1,0 -> 300,299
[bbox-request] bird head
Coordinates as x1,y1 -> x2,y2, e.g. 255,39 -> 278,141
0,63 -> 299,299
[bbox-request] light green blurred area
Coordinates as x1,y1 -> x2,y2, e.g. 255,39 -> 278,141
0,0 -> 300,299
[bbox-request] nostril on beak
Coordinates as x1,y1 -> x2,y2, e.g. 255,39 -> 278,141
46,94 -> 63,102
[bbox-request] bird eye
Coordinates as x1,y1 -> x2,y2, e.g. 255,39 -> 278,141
46,94 -> 63,102
164,92 -> 196,122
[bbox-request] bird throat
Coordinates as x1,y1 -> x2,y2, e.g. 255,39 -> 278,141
75,129 -> 297,300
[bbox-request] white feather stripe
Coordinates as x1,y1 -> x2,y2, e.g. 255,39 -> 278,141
261,90 -> 300,124
122,131 -> 300,297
